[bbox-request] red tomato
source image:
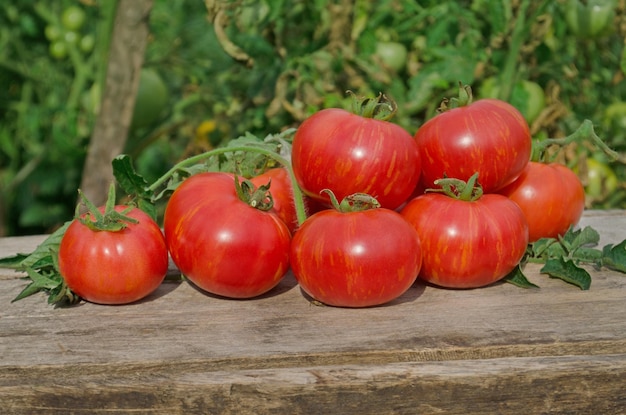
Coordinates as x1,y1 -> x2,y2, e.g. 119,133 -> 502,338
164,172 -> 291,299
498,161 -> 585,242
291,107 -> 421,210
401,192 -> 528,288
415,98 -> 531,193
250,167 -> 302,234
290,203 -> 422,307
58,206 -> 168,305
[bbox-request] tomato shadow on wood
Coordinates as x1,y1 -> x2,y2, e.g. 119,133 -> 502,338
296,279 -> 427,309
181,270 -> 300,302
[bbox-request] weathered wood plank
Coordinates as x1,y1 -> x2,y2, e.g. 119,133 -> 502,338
2,355 -> 626,414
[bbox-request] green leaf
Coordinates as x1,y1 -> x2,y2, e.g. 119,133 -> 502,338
0,254 -> 29,269
540,258 -> 592,290
503,265 -> 540,289
12,268 -> 62,302
602,240 -> 626,273
3,221 -> 71,270
112,154 -> 152,200
563,226 -> 600,251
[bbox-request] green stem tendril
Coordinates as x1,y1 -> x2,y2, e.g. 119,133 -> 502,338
532,119 -> 622,163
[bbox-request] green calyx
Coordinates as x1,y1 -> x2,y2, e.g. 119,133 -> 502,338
322,189 -> 381,212
438,82 -> 474,112
429,172 -> 483,202
77,183 -> 138,232
348,91 -> 397,121
235,175 -> 274,211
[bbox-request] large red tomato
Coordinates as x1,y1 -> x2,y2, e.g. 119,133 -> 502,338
164,172 -> 291,299
290,194 -> 422,307
401,190 -> 528,288
415,95 -> 531,193
291,101 -> 421,210
58,206 -> 168,305
498,161 -> 585,242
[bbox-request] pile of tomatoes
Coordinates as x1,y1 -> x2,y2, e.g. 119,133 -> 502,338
59,88 -> 585,307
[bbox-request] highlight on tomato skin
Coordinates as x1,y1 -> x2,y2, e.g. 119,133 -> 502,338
497,161 -> 586,242
290,206 -> 423,308
400,192 -> 529,289
58,206 -> 169,305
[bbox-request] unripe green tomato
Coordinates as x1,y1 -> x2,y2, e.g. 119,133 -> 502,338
49,41 -> 68,59
375,41 -> 408,72
479,78 -> 546,124
44,25 -> 62,41
603,102 -> 626,131
131,69 -> 169,130
61,5 -> 86,31
585,157 -> 619,198
80,34 -> 95,53
565,0 -> 615,39
64,30 -> 80,45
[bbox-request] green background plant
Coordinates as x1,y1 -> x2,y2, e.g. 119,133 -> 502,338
1,0 -> 625,236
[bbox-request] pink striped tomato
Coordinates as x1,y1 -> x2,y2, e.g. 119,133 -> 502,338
164,172 -> 291,299
401,176 -> 528,288
291,95 -> 421,210
415,87 -> 531,193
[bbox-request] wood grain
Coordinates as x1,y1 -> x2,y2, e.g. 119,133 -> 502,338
1,210 -> 626,414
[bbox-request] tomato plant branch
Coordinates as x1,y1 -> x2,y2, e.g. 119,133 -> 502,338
532,119 -> 622,162
148,145 -> 308,225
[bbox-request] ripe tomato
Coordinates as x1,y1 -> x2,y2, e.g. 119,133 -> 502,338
290,194 -> 422,307
498,161 -> 585,242
401,189 -> 528,289
164,172 -> 291,299
415,94 -> 531,193
291,98 -> 421,210
250,167 -> 301,233
58,206 -> 168,305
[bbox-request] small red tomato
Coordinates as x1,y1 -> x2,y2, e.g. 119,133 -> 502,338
401,179 -> 528,289
292,94 -> 421,210
164,172 -> 291,299
290,193 -> 422,307
498,161 -> 585,242
415,87 -> 532,193
58,206 -> 168,305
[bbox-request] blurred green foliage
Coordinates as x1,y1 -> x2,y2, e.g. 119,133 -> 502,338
1,0 -> 625,236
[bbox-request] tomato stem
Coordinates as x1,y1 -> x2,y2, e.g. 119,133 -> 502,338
430,172 -> 483,201
438,82 -> 473,111
322,189 -> 381,212
348,91 -> 397,121
148,145 -> 309,225
234,175 -> 275,211
77,183 -> 138,232
532,119 -> 622,163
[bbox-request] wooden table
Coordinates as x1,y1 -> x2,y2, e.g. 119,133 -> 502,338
1,210 -> 626,414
